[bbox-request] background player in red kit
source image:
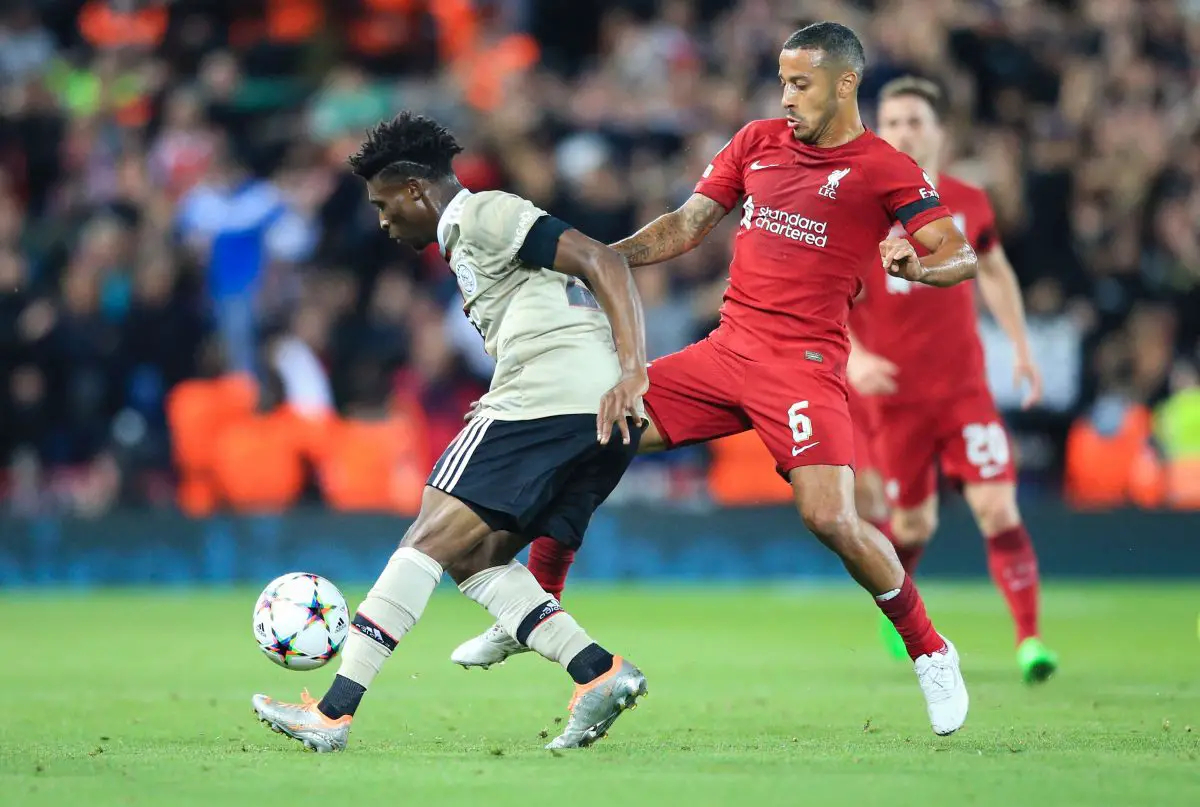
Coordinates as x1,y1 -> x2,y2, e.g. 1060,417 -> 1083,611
454,23 -> 978,737
849,76 -> 1059,682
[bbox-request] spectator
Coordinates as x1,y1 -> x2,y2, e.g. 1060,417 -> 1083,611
176,140 -> 317,373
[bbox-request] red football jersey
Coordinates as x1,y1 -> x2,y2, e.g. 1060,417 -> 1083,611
851,173 -> 998,403
694,119 -> 951,372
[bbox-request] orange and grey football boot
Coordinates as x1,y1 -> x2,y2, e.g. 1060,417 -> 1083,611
252,690 -> 352,752
545,657 -> 648,749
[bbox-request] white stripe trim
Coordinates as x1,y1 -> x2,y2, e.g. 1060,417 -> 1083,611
433,417 -> 488,490
443,418 -> 493,493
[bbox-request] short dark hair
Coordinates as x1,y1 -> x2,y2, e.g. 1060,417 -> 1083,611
783,22 -> 866,78
348,112 -> 464,182
879,76 -> 946,121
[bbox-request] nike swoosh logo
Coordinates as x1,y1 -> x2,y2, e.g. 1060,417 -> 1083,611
792,442 -> 820,456
749,161 -> 780,171
979,464 -> 1005,479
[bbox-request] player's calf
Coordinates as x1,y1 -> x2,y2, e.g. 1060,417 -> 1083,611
458,560 -> 646,746
450,535 -> 575,669
964,482 -> 1055,680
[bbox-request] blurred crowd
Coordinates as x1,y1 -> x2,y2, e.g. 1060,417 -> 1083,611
1,0 -> 1199,516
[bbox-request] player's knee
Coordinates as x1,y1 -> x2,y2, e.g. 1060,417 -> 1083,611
892,509 -> 936,547
399,501 -> 470,566
800,501 -> 859,547
400,515 -> 447,559
968,486 -> 1021,538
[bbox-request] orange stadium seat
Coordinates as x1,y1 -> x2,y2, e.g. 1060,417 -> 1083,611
317,414 -> 426,514
707,431 -> 792,506
166,375 -> 258,517
211,410 -> 306,513
1064,404 -> 1158,509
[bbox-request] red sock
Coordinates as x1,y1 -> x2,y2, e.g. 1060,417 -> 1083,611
875,520 -> 925,576
986,525 -> 1040,644
875,576 -> 945,660
527,536 -> 575,601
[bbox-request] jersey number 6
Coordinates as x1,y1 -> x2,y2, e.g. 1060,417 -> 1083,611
788,401 -> 813,443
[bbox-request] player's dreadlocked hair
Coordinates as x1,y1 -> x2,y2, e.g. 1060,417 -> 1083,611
879,76 -> 947,122
783,22 -> 866,79
348,112 -> 464,182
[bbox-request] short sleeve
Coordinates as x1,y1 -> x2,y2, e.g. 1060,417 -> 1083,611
463,192 -> 548,262
875,152 -> 952,236
694,126 -> 752,210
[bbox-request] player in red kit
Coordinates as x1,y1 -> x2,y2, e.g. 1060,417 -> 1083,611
452,23 -> 975,737
849,77 -> 1059,682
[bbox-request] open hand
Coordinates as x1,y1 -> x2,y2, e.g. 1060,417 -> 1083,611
598,370 -> 649,445
1014,353 -> 1043,410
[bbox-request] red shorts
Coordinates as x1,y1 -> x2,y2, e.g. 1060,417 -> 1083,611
643,338 -> 855,476
873,387 -> 1016,508
847,387 -> 881,475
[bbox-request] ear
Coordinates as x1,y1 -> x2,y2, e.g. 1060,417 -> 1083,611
405,178 -> 425,200
838,70 -> 859,100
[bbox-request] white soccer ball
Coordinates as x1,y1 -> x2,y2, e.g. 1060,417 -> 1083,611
252,573 -> 350,670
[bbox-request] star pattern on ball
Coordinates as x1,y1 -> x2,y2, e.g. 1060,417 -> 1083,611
266,628 -> 303,665
304,591 -> 336,629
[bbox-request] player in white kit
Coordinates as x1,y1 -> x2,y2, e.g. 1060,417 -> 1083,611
252,112 -> 650,752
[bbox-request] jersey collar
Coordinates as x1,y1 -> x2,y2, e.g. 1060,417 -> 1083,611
437,188 -> 473,259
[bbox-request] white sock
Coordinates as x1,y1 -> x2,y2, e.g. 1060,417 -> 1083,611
459,560 -> 594,671
337,547 -> 443,689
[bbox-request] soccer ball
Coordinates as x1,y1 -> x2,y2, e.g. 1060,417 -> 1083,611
252,573 -> 350,670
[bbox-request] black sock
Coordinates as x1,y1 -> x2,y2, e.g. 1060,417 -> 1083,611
317,675 -> 367,720
566,643 -> 615,685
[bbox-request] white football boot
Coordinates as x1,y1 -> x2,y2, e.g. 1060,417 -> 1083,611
914,636 -> 969,736
450,622 -> 530,669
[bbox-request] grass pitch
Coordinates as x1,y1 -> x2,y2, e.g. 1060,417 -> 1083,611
2,583 -> 1198,807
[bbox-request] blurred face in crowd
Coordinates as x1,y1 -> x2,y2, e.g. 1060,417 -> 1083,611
367,176 -> 440,250
877,93 -> 944,170
779,48 -> 857,145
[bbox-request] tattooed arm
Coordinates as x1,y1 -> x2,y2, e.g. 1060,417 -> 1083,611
610,194 -> 728,268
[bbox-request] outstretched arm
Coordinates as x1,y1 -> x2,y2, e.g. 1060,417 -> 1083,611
977,245 -> 1042,408
552,229 -> 648,445
610,193 -> 728,268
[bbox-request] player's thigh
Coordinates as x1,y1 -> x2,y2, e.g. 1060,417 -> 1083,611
855,467 -> 890,525
938,391 -> 1017,491
642,340 -> 751,451
848,390 -> 889,522
529,422 -> 643,549
872,401 -> 940,511
742,364 -> 856,475
401,486 -> 497,567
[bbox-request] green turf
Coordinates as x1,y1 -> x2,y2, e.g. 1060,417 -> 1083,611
2,583 -> 1198,807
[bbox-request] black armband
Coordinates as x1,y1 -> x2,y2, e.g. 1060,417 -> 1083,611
893,196 -> 942,228
517,215 -> 572,267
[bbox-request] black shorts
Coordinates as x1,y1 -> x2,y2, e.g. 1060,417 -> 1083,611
427,414 -> 642,549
